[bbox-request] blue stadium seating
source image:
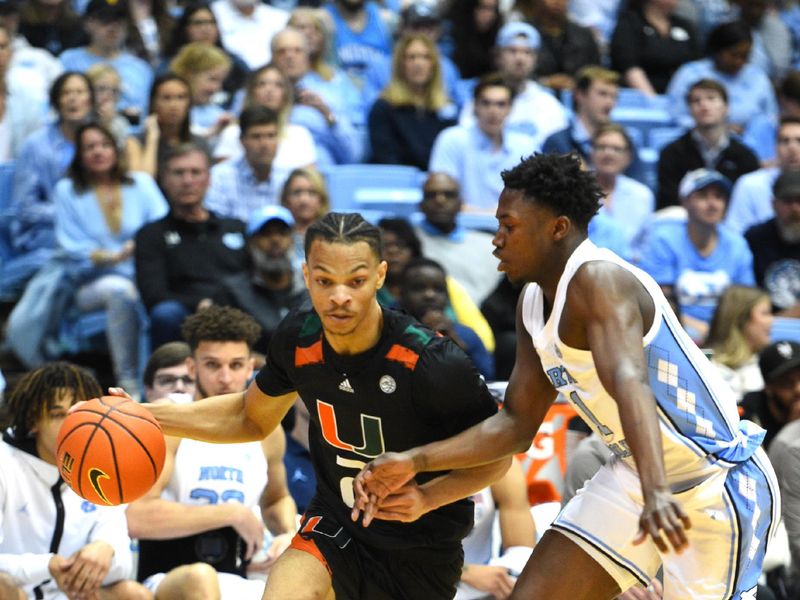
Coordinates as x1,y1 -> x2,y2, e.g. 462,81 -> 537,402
771,317 -> 800,343
648,126 -> 685,152
322,164 -> 425,218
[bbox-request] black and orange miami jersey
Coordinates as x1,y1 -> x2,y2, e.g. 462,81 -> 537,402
255,306 -> 498,553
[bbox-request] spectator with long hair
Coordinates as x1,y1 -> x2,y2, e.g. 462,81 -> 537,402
162,2 -> 248,107
446,0 -> 502,80
125,0 -> 174,66
287,7 -> 335,82
54,122 -> 168,397
280,166 -> 328,261
706,285 -> 774,402
169,41 -> 232,145
213,62 -> 316,177
126,72 -> 207,179
368,33 -> 456,169
6,72 -> 94,298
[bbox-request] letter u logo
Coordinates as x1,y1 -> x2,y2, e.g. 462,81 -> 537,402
316,400 -> 385,458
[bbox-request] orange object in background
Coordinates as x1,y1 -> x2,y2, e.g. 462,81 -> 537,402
514,400 -> 577,505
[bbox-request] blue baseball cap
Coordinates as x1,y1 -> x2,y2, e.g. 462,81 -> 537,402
496,22 -> 541,50
678,168 -> 731,199
247,205 -> 295,236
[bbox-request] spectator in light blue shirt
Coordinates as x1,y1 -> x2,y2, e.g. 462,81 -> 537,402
589,123 -> 654,258
726,116 -> 800,234
743,70 -> 800,164
59,0 -> 153,125
271,27 -> 363,164
429,74 -> 535,213
4,72 -> 94,299
639,168 -> 755,343
666,20 -> 777,133
206,106 -> 281,222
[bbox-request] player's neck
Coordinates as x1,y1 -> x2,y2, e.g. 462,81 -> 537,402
325,302 -> 384,355
538,236 -> 585,304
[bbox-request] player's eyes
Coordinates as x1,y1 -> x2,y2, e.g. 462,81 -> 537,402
316,278 -> 331,287
350,278 -> 366,287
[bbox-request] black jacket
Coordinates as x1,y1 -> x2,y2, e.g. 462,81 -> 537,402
134,210 -> 248,310
657,131 -> 760,209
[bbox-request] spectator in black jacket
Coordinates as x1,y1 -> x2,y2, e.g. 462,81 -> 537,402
657,78 -> 759,209
134,142 -> 248,349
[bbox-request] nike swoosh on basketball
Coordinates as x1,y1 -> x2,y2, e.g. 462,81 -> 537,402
88,468 -> 112,505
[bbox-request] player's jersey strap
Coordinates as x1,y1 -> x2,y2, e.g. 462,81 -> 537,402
645,318 -> 766,465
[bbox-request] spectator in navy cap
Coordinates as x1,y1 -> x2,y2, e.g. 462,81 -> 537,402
741,340 -> 800,449
214,205 -> 308,354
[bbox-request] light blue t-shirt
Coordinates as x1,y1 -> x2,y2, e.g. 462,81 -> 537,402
638,220 -> 755,340
665,58 -> 777,131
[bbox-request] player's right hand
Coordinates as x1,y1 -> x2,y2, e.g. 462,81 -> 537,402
351,451 -> 419,525
634,489 -> 691,554
461,564 -> 515,600
229,504 -> 265,560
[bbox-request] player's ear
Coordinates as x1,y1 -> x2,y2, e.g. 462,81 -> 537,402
376,259 -> 388,290
302,262 -> 310,289
552,215 -> 571,241
186,356 -> 197,379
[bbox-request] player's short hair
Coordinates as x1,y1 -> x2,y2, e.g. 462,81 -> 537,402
304,212 -> 382,260
686,78 -> 728,105
501,153 -> 603,231
0,362 -> 103,441
181,306 -> 262,353
143,342 -> 192,387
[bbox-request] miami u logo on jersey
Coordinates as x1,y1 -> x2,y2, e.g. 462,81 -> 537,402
316,400 -> 385,458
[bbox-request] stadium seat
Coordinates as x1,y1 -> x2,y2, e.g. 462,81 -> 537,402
771,317 -> 800,343
0,161 -> 15,263
648,126 -> 685,152
323,164 -> 425,218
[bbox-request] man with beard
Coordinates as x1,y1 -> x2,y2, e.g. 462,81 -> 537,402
127,306 -> 297,599
216,205 -> 309,355
746,170 -> 800,315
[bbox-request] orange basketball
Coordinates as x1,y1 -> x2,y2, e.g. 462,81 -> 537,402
56,396 -> 166,506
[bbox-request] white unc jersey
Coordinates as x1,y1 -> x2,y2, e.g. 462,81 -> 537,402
163,438 -> 267,509
522,239 -> 764,487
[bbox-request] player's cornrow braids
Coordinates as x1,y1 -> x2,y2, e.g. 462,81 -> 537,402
502,153 -> 603,230
304,212 -> 382,260
180,305 -> 262,352
0,362 -> 102,440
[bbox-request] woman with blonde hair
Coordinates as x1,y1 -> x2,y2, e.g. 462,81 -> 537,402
288,8 -> 335,82
214,63 -> 316,183
280,166 -> 329,258
706,285 -> 773,402
368,32 -> 456,169
169,42 -> 232,144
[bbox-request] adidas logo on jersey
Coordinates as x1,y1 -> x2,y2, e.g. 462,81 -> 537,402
339,378 -> 354,393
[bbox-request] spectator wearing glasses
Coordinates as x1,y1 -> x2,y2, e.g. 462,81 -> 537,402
414,172 -> 502,306
143,341 -> 196,403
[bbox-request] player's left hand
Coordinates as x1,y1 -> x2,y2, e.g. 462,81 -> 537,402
358,480 -> 431,525
634,489 -> 691,554
60,541 -> 114,597
351,451 -> 419,526
618,578 -> 663,599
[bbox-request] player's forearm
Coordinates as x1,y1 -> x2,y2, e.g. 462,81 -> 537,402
616,381 -> 670,495
411,411 -> 531,473
126,499 -> 242,539
147,392 -> 265,443
420,457 -> 513,512
263,495 -> 298,536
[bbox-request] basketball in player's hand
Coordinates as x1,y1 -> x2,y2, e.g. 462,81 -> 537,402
57,396 -> 166,505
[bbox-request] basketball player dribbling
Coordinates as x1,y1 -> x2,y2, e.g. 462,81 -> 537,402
142,212 -> 509,600
356,153 -> 781,600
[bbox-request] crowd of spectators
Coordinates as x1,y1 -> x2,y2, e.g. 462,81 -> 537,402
5,0 -> 800,597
